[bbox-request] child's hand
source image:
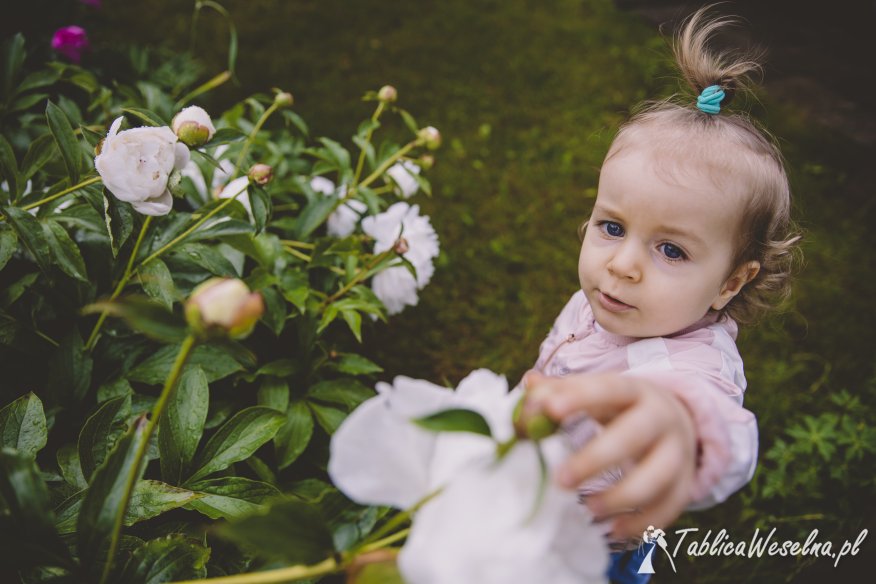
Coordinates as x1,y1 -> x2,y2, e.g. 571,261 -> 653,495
523,370 -> 698,540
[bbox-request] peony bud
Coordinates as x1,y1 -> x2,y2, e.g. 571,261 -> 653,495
172,106 -> 216,147
185,278 -> 264,339
248,163 -> 273,186
417,126 -> 441,150
51,26 -> 89,63
274,91 -> 294,108
418,154 -> 435,170
377,85 -> 398,103
512,395 -> 559,441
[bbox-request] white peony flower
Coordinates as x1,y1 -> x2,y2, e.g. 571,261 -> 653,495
386,160 -> 421,199
329,370 -> 609,584
309,176 -> 367,238
361,202 -> 439,315
94,117 -> 190,216
216,176 -> 253,221
172,105 -> 216,147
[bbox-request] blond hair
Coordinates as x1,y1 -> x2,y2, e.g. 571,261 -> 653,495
603,5 -> 800,324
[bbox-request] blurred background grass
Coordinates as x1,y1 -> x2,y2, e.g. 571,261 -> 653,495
8,0 -> 875,580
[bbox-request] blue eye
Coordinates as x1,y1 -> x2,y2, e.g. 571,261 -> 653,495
660,243 -> 685,260
603,221 -> 624,237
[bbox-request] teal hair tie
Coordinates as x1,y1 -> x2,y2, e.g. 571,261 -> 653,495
697,85 -> 725,115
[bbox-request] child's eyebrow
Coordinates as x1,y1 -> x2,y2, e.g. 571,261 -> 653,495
655,225 -> 706,248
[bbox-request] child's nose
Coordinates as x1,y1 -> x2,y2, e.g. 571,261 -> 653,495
606,242 -> 642,282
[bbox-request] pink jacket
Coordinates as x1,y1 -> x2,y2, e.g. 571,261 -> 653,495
534,291 -> 758,510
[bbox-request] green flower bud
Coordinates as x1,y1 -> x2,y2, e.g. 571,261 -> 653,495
274,91 -> 294,108
512,394 -> 559,441
248,163 -> 274,186
417,126 -> 442,150
185,277 -> 264,339
418,154 -> 435,170
377,85 -> 398,103
172,106 -> 216,147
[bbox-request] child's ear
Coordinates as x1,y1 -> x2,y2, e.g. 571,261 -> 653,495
712,261 -> 761,310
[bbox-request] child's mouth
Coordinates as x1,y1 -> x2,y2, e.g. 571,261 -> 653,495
598,291 -> 634,312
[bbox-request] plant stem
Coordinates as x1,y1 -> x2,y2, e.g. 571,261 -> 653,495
350,101 -> 386,190
279,240 -> 315,249
356,527 -> 410,554
321,249 -> 394,307
341,139 -> 420,203
0,176 -> 101,219
232,102 -> 280,179
172,557 -> 339,584
85,215 -> 154,350
139,184 -> 248,267
99,334 -> 198,584
283,246 -> 311,262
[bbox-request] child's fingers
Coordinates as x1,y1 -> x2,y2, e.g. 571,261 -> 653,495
521,369 -> 546,390
554,404 -> 662,488
609,479 -> 691,540
535,374 -> 641,423
584,439 -> 681,517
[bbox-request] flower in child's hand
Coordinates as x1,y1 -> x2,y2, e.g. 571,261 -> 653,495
172,106 -> 216,147
51,26 -> 89,63
329,370 -> 609,584
94,117 -> 189,216
361,202 -> 439,315
185,277 -> 263,339
386,160 -> 421,199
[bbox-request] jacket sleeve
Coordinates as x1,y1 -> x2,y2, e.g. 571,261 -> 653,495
648,369 -> 758,510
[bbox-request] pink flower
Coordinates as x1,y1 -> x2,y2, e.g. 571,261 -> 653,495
51,26 -> 89,63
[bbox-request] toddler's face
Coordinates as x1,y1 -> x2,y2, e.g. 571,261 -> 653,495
578,146 -> 750,337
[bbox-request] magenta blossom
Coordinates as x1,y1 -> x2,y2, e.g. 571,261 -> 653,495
51,26 -> 89,63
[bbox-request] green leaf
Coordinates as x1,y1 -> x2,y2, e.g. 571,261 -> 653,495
20,134 -> 57,182
78,395 -> 131,481
0,392 -> 47,457
275,400 -> 314,469
186,406 -> 284,484
138,258 -> 177,309
398,109 -> 419,135
256,377 -> 289,412
215,499 -> 335,565
185,476 -> 280,520
260,286 -> 287,336
341,308 -> 363,342
308,402 -> 347,435
0,271 -> 38,308
56,480 -> 200,534
10,91 -> 49,113
307,378 -> 374,411
56,443 -> 87,490
250,184 -> 271,232
104,192 -> 135,258
0,133 -> 19,200
42,219 -> 88,281
0,226 -> 16,271
121,107 -> 167,127
17,68 -> 59,94
118,534 -> 209,584
352,560 -> 405,584
77,415 -> 149,572
127,343 -> 244,385
45,101 -> 81,184
184,217 -> 253,243
83,296 -> 187,344
97,377 -> 133,403
279,270 -> 309,313
2,34 -> 26,99
294,195 -> 337,239
1,205 -> 52,272
46,330 -> 93,402
0,447 -> 72,570
159,366 -> 208,485
413,408 -> 493,438
202,127 -> 246,148
166,242 -> 240,277
333,353 -> 383,375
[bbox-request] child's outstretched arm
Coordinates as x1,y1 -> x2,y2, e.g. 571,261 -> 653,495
522,369 -> 755,539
